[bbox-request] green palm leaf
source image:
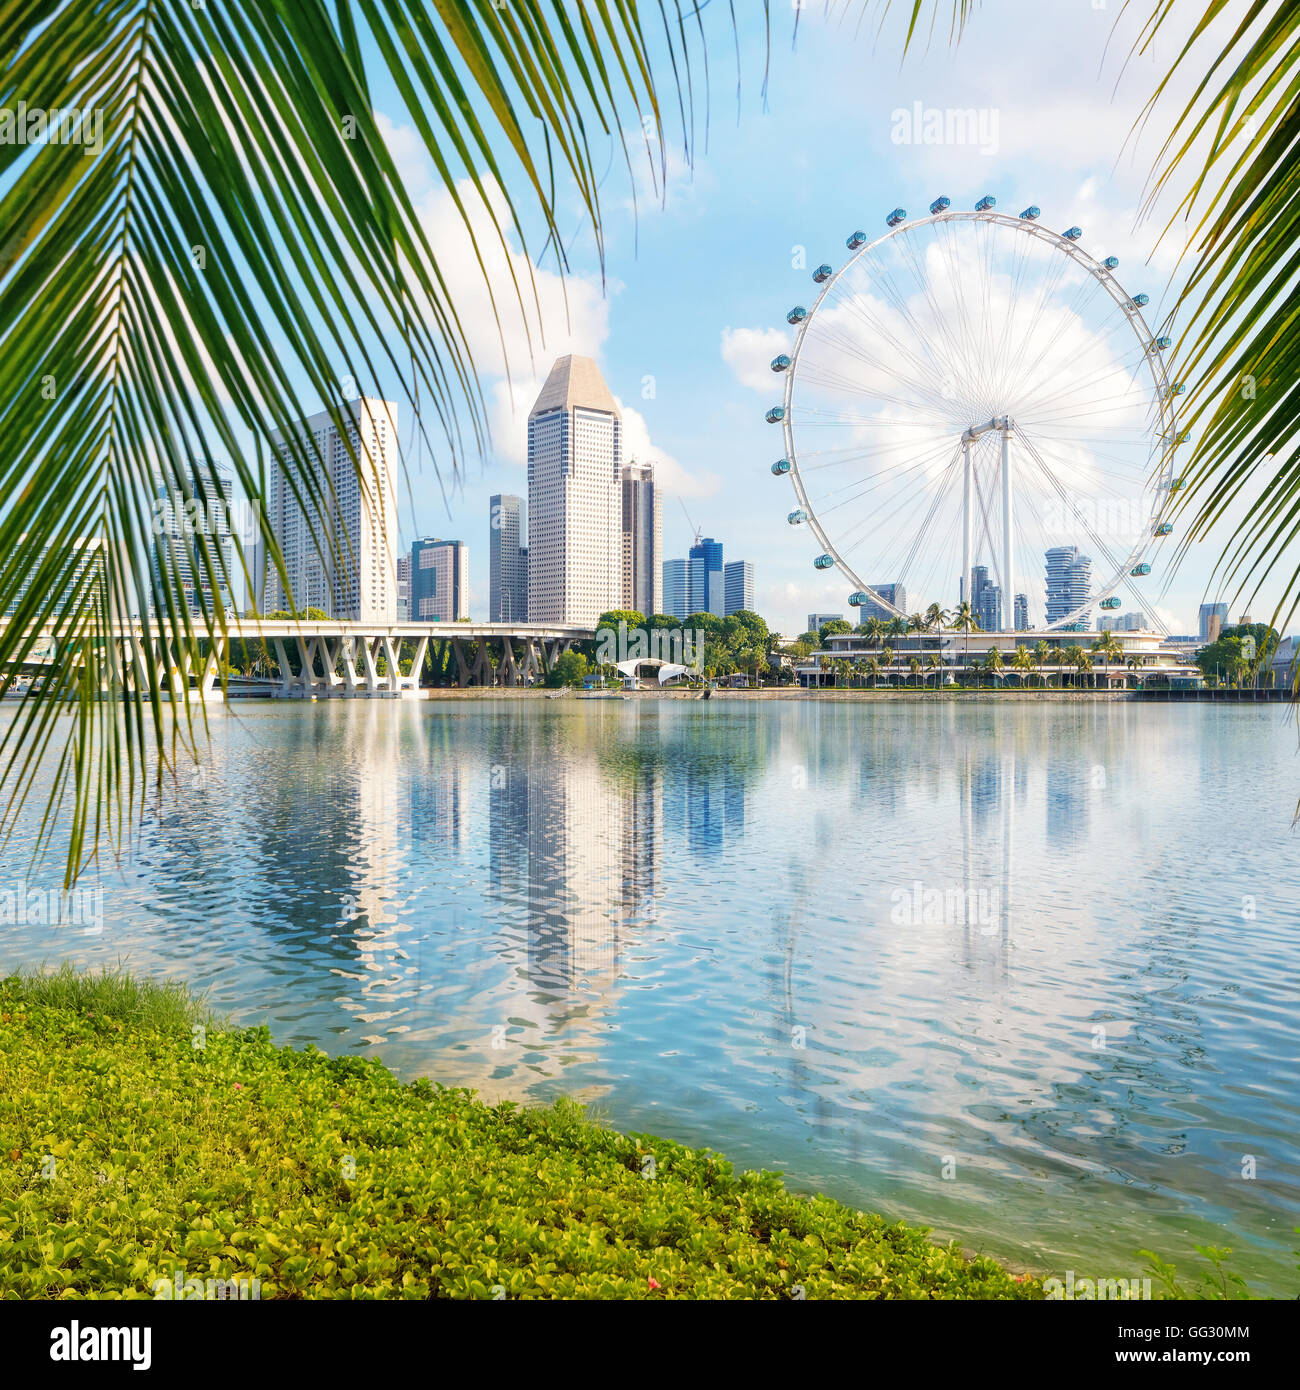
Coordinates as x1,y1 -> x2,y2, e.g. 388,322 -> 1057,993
1131,2 -> 1300,644
0,0 -> 725,883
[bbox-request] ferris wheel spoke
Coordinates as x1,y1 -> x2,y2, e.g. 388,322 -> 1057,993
779,207 -> 1169,629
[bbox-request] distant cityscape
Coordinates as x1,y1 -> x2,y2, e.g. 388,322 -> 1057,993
232,354 -> 758,628
0,368 -> 1260,649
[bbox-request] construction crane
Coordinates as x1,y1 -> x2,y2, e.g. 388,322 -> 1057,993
678,497 -> 702,548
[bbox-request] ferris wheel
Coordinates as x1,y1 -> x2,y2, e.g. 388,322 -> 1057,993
767,196 -> 1184,632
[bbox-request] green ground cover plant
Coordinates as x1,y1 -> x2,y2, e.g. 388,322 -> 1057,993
0,967 -> 1040,1300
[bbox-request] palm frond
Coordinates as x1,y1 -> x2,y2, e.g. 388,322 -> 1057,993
1133,2 -> 1300,637
0,0 -> 732,883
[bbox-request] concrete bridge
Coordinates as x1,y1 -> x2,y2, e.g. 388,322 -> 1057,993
1,620 -> 593,699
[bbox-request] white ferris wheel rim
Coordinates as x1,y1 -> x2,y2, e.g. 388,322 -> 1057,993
779,207 -> 1180,633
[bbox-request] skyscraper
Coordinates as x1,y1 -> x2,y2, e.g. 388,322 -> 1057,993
689,536 -> 724,617
621,460 -> 662,617
489,493 -> 528,622
1045,546 -> 1092,629
396,553 -> 410,622
1199,602 -> 1228,643
723,560 -> 754,616
527,355 -> 622,625
411,537 -> 468,621
857,582 -> 908,625
150,466 -> 234,616
1014,593 -> 1029,631
265,398 -> 398,621
971,566 -> 1001,634
663,558 -> 689,620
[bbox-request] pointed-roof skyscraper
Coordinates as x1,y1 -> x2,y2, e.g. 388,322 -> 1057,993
527,355 -> 623,625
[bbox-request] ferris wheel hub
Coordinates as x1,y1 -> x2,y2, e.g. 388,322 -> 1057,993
961,416 -> 1015,445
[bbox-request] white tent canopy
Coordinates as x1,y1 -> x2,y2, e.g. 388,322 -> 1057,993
615,657 -> 689,685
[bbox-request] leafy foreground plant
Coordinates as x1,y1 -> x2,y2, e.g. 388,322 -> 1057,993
0,971 -> 1039,1300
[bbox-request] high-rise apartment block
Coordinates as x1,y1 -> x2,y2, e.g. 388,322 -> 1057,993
410,537 -> 468,621
527,356 -> 622,625
264,398 -> 398,621
489,493 -> 528,622
150,466 -> 234,616
1045,546 -> 1092,629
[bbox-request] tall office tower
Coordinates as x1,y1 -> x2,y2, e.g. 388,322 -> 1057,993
1045,546 -> 1093,629
857,581 -> 908,625
723,560 -> 754,616
971,566 -> 1001,633
410,537 -> 468,621
621,460 -> 662,617
396,553 -> 411,622
489,493 -> 528,622
663,558 -> 690,621
1198,601 -> 1228,642
527,355 -> 622,625
689,536 -> 724,617
265,397 -> 398,620
150,466 -> 234,616
1014,593 -> 1029,631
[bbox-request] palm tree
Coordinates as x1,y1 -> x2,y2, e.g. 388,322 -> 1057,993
1091,632 -> 1124,689
862,656 -> 880,690
1047,645 -> 1065,689
880,645 -> 895,688
924,602 -> 950,636
924,650 -> 943,689
886,616 -> 908,646
909,655 -> 923,689
1011,645 -> 1034,688
862,616 -> 884,651
982,647 -> 1005,687
950,602 -> 980,685
1033,639 -> 1050,688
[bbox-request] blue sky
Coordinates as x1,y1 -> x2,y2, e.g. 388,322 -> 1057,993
344,1 -> 1282,637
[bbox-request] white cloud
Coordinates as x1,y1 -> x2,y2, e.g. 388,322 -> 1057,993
370,140 -> 691,486
721,325 -> 793,394
617,400 -> 721,500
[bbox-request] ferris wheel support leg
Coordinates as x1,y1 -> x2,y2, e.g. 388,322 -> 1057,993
1001,422 -> 1014,632
961,441 -> 972,607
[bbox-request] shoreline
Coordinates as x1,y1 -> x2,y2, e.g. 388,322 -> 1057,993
0,967 -> 1042,1301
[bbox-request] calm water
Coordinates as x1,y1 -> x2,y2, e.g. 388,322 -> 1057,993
3,699 -> 1299,1294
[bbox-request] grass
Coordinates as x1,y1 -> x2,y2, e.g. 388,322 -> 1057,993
3,962 -> 210,1032
0,966 -> 1042,1300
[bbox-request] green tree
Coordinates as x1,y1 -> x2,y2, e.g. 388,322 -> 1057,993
546,651 -> 590,689
1011,645 -> 1033,687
